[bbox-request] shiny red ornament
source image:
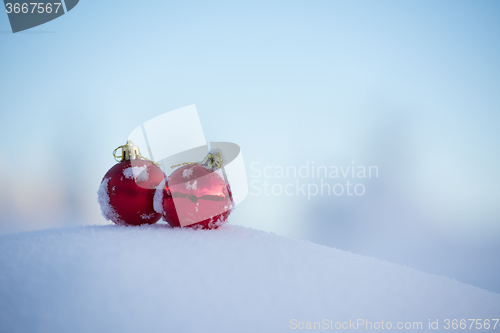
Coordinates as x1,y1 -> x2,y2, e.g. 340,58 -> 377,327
154,164 -> 233,229
98,158 -> 165,226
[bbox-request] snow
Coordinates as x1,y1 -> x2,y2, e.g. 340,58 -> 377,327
182,167 -> 194,178
0,225 -> 499,333
140,212 -> 156,220
97,178 -> 123,224
123,166 -> 149,182
185,180 -> 198,190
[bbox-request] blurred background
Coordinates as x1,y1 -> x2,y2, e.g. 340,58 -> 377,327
0,0 -> 499,292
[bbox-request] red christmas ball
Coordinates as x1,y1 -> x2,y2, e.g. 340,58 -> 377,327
154,164 -> 233,229
98,159 -> 165,226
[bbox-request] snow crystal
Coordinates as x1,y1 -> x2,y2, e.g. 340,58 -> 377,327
207,216 -> 225,229
153,179 -> 166,215
140,212 -> 156,220
185,180 -> 197,191
123,166 -> 149,182
182,167 -> 193,179
0,225 -> 499,333
189,223 -> 205,230
97,178 -> 123,224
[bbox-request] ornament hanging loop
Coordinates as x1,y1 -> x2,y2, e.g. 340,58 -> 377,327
113,141 -> 161,167
113,142 -> 138,162
171,150 -> 223,171
113,145 -> 126,162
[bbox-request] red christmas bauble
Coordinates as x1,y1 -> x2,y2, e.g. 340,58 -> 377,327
98,159 -> 165,226
154,164 -> 233,229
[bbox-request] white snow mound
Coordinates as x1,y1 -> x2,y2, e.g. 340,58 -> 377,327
0,225 -> 499,333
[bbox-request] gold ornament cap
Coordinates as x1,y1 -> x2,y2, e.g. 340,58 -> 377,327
112,141 -> 161,167
113,141 -> 141,162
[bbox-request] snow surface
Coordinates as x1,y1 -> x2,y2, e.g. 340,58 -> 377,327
0,225 -> 499,333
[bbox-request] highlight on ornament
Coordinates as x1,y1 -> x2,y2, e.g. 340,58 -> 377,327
97,105 -> 248,229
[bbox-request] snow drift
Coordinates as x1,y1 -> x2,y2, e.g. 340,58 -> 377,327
0,224 -> 499,333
